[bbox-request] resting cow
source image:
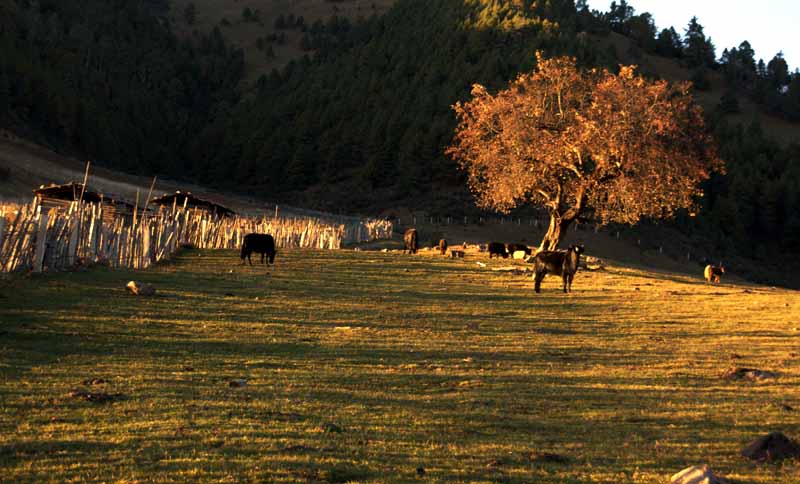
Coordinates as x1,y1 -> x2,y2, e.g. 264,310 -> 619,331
532,245 -> 585,293
404,228 -> 419,254
241,233 -> 276,265
487,242 -> 509,259
506,243 -> 531,256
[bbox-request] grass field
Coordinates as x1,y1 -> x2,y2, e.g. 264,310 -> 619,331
1,248 -> 799,483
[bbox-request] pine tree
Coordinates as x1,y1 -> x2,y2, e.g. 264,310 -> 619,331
683,17 -> 715,68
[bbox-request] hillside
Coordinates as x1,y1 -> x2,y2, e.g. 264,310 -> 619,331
602,31 -> 800,143
169,0 -> 397,84
0,130 -> 335,219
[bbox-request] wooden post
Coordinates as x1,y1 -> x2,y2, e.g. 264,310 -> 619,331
143,176 -> 157,212
0,217 -> 5,265
67,213 -> 79,266
88,204 -> 98,260
0,208 -> 22,268
33,210 -> 49,273
94,205 -> 103,261
142,222 -> 151,267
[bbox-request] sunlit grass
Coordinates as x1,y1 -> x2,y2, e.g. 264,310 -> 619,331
1,248 -> 798,483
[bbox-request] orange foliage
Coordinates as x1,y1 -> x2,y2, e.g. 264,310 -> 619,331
447,53 -> 724,248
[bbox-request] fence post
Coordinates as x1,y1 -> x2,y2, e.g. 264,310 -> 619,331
33,210 -> 49,273
142,222 -> 151,268
67,212 -> 80,266
0,217 -> 5,263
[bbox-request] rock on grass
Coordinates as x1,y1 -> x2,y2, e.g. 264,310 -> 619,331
528,451 -> 569,464
320,422 -> 343,433
720,367 -> 778,381
68,390 -> 125,403
670,465 -> 729,484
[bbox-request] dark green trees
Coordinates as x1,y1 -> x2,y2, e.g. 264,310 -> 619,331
683,16 -> 716,68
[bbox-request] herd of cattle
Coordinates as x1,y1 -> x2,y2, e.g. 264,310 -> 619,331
238,228 -> 725,293
403,227 -> 584,293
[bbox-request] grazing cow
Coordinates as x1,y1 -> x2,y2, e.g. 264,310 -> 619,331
704,264 -> 725,283
506,243 -> 531,256
487,242 -> 509,259
241,233 -> 276,265
403,228 -> 419,254
438,239 -> 448,255
532,245 -> 585,293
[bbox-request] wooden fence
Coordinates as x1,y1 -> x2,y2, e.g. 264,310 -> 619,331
0,198 -> 393,273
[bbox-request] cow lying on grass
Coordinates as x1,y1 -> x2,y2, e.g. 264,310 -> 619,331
704,264 -> 725,283
506,243 -> 531,256
532,245 -> 585,293
241,233 -> 276,265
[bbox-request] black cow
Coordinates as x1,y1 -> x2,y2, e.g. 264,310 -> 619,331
532,245 -> 585,293
241,233 -> 276,265
438,239 -> 448,255
487,242 -> 509,259
506,243 -> 532,256
404,228 -> 419,254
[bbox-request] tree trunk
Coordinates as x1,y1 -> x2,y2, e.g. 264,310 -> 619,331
538,213 -> 574,252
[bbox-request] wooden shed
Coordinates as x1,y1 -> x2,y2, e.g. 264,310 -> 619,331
33,182 -> 141,222
149,191 -> 236,217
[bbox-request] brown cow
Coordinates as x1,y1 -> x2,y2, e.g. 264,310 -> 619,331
704,264 -> 725,283
403,229 -> 419,254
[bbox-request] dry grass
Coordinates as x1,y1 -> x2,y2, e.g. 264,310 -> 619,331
1,248 -> 799,483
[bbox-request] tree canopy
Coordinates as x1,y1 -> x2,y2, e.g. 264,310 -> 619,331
448,54 -> 724,250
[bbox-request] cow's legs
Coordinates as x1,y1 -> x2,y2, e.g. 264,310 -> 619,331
563,273 -> 574,293
534,271 -> 546,293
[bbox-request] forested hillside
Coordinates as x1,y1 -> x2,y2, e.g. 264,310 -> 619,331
1,0 -> 800,281
0,0 -> 242,176
198,0 -> 597,204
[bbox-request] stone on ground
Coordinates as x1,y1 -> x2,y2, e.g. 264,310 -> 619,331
670,465 -> 729,484
720,367 -> 778,381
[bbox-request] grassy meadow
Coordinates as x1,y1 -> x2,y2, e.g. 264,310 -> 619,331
1,248 -> 799,483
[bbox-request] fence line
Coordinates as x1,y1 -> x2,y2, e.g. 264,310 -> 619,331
0,199 -> 393,273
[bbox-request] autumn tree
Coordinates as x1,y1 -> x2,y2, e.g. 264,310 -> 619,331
447,53 -> 724,251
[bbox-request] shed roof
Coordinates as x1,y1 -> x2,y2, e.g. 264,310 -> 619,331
33,182 -> 137,209
149,191 -> 235,217
34,182 -> 103,203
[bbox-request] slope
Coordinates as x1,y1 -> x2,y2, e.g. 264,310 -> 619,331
169,0 -> 397,84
